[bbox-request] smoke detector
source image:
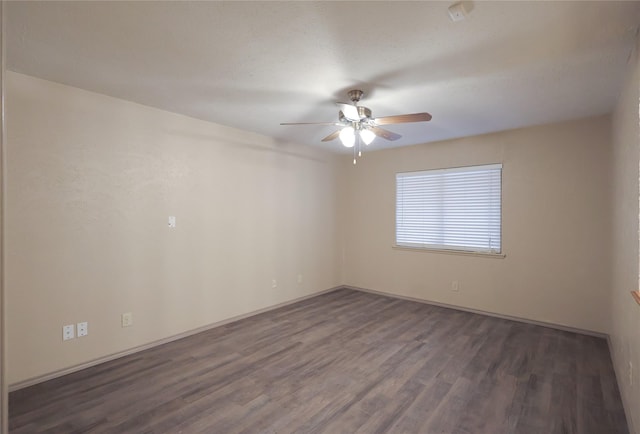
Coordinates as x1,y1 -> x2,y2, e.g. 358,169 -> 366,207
448,2 -> 470,22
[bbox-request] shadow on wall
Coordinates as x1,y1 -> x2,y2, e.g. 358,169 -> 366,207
164,128 -> 331,164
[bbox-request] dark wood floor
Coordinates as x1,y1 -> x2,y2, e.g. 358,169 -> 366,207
9,288 -> 628,433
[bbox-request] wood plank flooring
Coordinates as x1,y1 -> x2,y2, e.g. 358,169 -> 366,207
9,288 -> 628,433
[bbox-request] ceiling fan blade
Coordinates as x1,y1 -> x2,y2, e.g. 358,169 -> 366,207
321,130 -> 341,142
280,121 -> 339,126
373,112 -> 432,125
370,126 -> 402,141
336,103 -> 361,121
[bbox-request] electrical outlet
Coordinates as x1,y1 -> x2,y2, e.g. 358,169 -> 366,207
77,322 -> 88,337
121,312 -> 133,327
63,324 -> 75,341
272,279 -> 277,289
451,281 -> 459,292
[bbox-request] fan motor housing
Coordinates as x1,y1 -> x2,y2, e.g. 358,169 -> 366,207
339,106 -> 371,122
357,106 -> 372,119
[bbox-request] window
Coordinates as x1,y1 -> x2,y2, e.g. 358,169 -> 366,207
396,164 -> 502,254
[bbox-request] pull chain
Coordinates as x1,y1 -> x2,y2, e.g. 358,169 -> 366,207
353,133 -> 362,165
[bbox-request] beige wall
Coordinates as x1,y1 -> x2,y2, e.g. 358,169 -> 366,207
610,35 -> 640,434
5,72 -> 341,385
340,116 -> 612,334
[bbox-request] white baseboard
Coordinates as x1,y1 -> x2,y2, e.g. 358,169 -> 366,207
10,284 -> 610,392
9,286 -> 342,392
344,285 -> 609,339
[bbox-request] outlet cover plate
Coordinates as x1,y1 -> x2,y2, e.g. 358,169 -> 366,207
121,312 -> 133,327
77,322 -> 88,337
63,324 -> 75,341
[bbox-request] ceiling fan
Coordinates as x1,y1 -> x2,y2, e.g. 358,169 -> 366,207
281,89 -> 432,163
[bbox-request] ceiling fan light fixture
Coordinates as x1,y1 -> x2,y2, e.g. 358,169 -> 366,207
339,126 -> 356,148
360,128 -> 375,145
280,89 -> 432,164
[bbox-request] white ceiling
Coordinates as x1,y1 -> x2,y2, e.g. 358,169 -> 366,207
7,1 -> 640,153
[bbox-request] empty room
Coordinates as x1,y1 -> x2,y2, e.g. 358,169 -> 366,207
1,1 -> 639,433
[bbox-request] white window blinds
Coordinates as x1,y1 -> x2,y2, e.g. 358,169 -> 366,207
396,164 -> 502,253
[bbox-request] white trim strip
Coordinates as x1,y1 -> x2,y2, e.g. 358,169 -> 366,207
344,285 -> 607,338
11,284 -> 607,392
396,163 -> 503,178
393,245 -> 506,258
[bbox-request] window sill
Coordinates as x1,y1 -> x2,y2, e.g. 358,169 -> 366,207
393,245 -> 506,259
632,291 -> 640,306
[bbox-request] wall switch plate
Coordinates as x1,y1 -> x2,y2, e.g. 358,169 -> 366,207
63,324 -> 75,341
451,281 -> 460,292
271,279 -> 277,289
629,361 -> 633,386
168,216 -> 176,228
121,312 -> 133,327
77,322 -> 88,337
297,274 -> 303,284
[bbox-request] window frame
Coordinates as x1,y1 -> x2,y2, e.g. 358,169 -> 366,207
394,163 -> 504,257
